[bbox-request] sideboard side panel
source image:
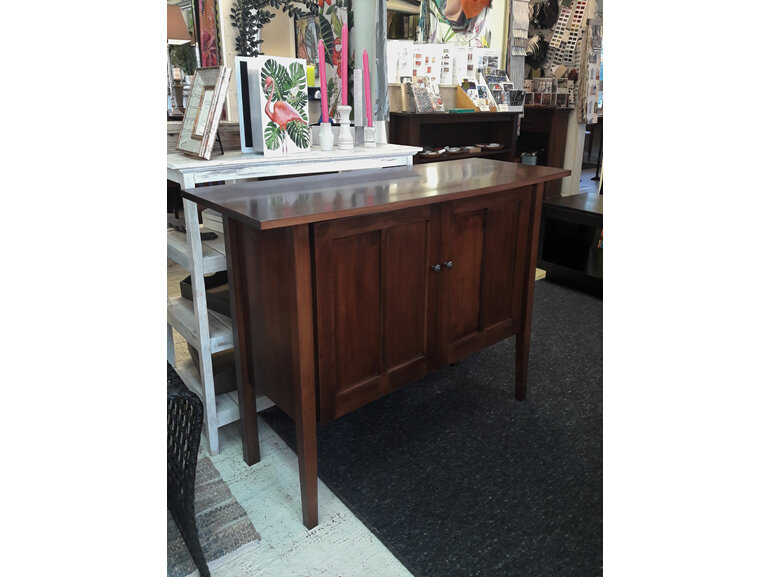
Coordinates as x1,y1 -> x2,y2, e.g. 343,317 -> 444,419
236,225 -> 298,417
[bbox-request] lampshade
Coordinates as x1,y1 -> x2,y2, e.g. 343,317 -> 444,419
167,5 -> 192,45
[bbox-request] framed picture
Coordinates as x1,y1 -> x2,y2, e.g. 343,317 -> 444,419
194,0 -> 222,67
177,66 -> 232,160
252,55 -> 310,156
295,15 -> 320,64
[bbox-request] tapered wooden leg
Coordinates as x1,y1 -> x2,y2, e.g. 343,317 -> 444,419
291,225 -> 319,529
516,182 -> 545,401
296,398 -> 318,529
224,217 -> 261,466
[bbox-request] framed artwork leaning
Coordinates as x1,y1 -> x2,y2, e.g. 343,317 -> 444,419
176,66 -> 232,160
251,55 -> 310,156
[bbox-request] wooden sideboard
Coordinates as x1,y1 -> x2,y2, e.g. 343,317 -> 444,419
182,158 -> 569,529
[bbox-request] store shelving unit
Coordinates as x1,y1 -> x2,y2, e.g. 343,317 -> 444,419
388,112 -> 519,163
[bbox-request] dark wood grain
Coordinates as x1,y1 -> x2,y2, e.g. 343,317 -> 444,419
515,182 -> 545,400
288,225 -> 318,529
438,188 -> 531,366
223,216 -> 260,466
444,207 -> 485,343
238,225 -> 297,417
314,206 -> 439,422
180,159 -> 569,230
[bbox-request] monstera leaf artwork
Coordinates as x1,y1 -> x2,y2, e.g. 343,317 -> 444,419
251,55 -> 310,156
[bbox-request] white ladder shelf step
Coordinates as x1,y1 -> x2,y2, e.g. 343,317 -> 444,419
167,227 -> 228,274
174,358 -> 240,427
167,297 -> 234,354
174,358 -> 276,426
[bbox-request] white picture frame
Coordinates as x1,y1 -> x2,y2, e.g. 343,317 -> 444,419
176,66 -> 232,160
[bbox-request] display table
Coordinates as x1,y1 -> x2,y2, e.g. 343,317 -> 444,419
167,144 -> 423,188
537,192 -> 603,294
167,144 -> 421,456
182,158 -> 570,528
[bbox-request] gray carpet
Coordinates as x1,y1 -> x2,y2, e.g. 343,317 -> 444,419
261,279 -> 602,577
167,457 -> 260,577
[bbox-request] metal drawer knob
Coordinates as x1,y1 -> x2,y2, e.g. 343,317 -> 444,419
443,261 -> 454,270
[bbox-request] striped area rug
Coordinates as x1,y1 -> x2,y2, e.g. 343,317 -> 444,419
167,457 -> 260,577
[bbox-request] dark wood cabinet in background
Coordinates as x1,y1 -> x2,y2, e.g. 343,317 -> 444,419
537,192 -> 603,295
517,106 -> 571,198
389,112 -> 519,163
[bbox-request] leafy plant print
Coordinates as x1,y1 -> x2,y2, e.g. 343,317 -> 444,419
261,58 -> 310,153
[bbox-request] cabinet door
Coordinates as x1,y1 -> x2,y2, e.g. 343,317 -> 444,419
314,205 -> 442,422
438,187 -> 533,365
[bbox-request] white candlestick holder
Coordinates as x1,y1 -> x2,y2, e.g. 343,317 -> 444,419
318,122 -> 334,151
336,105 -> 354,150
364,125 -> 376,147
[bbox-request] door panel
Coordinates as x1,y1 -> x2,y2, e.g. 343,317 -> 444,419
331,230 -> 382,390
445,209 -> 485,343
439,188 -> 532,365
481,202 -> 518,329
383,220 -> 429,368
314,205 -> 440,422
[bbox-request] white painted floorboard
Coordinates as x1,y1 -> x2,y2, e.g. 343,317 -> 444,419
169,259 -> 414,577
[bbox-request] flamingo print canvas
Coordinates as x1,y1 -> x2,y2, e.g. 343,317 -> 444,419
252,55 -> 310,156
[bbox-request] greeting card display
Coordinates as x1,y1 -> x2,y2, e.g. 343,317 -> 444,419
250,55 -> 310,156
411,76 -> 444,113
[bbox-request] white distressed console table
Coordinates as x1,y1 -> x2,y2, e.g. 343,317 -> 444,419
166,144 -> 420,457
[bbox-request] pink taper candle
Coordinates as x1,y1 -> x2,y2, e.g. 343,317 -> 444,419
363,49 -> 372,127
340,23 -> 348,106
318,39 -> 328,123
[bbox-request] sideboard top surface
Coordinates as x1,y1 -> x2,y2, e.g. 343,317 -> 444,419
181,158 -> 570,230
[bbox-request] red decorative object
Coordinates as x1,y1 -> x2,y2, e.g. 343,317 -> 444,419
461,0 -> 491,20
198,0 -> 220,67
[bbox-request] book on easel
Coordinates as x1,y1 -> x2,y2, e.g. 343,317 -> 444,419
399,76 -> 416,113
474,76 -> 495,111
411,76 -> 444,113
